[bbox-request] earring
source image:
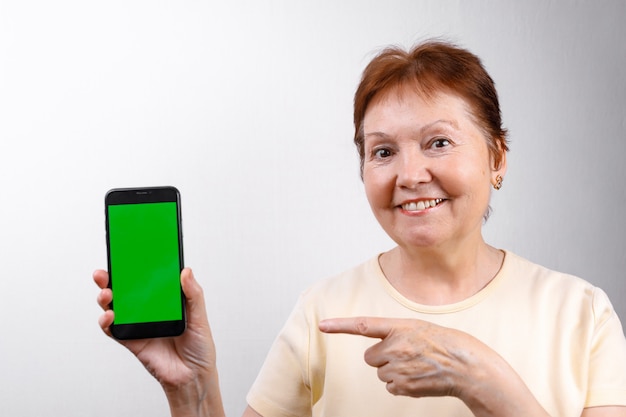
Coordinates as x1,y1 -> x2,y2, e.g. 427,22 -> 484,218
493,174 -> 503,190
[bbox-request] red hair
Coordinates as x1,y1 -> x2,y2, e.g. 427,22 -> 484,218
353,40 -> 509,174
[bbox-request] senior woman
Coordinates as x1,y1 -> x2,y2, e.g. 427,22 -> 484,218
94,40 -> 626,417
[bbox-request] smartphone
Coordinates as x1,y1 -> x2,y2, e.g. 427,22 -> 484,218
105,186 -> 186,340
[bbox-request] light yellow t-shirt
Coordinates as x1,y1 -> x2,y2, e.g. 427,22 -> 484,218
247,251 -> 626,417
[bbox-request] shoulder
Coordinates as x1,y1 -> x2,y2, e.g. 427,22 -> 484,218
292,255 -> 387,318
501,251 -> 618,325
302,255 -> 382,298
502,250 -> 597,295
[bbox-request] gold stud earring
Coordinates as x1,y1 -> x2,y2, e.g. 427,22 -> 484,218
493,174 -> 503,190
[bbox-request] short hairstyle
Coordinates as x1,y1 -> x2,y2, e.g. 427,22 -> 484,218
353,40 -> 509,175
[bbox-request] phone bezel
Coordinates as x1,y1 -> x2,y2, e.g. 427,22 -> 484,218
105,186 -> 186,340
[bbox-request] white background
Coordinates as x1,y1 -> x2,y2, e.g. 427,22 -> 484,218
1,1 -> 625,416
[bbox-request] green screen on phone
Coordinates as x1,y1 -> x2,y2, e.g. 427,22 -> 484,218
108,201 -> 182,325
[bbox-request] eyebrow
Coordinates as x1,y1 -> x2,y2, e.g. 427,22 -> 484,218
363,131 -> 392,140
364,119 -> 460,140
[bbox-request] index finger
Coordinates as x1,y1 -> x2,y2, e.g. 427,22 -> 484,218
93,269 -> 109,289
319,317 -> 393,339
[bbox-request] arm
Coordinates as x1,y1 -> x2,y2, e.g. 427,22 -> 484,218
319,317 -> 550,417
95,268 -> 227,417
242,407 -> 263,417
582,407 -> 626,417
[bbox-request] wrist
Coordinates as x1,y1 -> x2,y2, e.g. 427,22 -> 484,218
164,368 -> 225,417
459,350 -> 549,417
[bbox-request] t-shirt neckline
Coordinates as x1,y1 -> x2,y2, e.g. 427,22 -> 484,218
372,250 -> 510,314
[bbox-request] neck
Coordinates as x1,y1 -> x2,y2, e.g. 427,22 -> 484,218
379,238 -> 504,305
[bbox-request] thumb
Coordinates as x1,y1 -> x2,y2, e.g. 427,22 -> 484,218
180,268 -> 208,323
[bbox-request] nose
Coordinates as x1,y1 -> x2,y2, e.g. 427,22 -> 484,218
396,149 -> 431,189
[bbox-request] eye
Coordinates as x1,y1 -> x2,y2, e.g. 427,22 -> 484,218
373,148 -> 393,159
430,138 -> 451,149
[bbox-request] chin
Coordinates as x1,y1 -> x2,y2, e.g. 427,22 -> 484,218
393,234 -> 443,249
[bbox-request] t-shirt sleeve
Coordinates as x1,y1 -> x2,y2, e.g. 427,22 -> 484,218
585,287 -> 626,407
246,296 -> 315,417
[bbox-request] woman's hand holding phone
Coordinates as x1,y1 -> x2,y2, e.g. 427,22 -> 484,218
94,268 -> 226,417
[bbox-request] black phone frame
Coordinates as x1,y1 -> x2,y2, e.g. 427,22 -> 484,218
104,186 -> 186,340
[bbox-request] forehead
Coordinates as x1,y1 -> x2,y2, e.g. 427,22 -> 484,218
363,86 -> 476,134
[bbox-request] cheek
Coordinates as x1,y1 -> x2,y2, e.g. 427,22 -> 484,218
362,172 -> 378,204
362,168 -> 391,208
454,165 -> 494,209
446,154 -> 491,190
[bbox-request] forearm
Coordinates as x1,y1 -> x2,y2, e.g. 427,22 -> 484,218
460,352 -> 550,417
165,368 -> 226,417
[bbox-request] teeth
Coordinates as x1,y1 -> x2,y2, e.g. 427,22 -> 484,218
402,199 -> 443,211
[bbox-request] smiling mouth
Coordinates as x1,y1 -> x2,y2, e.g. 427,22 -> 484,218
401,198 -> 444,211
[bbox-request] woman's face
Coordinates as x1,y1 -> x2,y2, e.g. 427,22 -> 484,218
362,87 -> 506,250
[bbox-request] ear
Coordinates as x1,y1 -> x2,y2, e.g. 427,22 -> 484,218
491,139 -> 508,181
494,146 -> 507,176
